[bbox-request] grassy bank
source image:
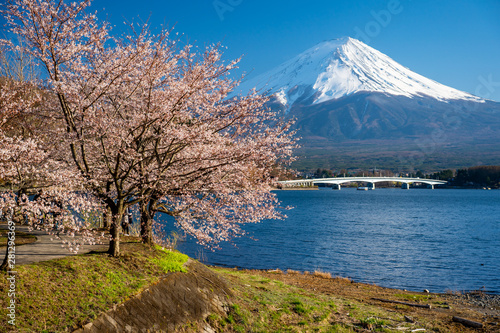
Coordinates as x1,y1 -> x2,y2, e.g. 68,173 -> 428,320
1,240 -> 497,332
210,268 -> 498,332
0,241 -> 188,332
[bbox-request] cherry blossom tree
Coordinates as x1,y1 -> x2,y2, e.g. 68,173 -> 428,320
0,71 -> 103,270
3,0 -> 297,256
0,69 -> 39,133
0,132 -> 103,243
0,19 -> 106,265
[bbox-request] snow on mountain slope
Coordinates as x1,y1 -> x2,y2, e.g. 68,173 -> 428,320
237,37 -> 483,107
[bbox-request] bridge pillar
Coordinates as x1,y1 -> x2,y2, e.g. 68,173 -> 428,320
401,183 -> 410,190
428,184 -> 434,190
332,184 -> 341,190
369,182 -> 375,190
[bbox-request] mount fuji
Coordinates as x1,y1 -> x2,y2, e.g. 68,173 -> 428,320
238,37 -> 483,107
237,37 -> 500,170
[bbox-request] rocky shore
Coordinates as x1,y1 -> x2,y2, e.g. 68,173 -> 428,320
451,292 -> 500,316
218,267 -> 500,332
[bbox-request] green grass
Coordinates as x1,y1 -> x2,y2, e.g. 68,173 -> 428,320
149,245 -> 189,273
211,268 -> 354,332
0,242 -> 188,333
208,268 -> 431,333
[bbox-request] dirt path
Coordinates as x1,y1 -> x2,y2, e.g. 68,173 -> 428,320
0,223 -> 108,265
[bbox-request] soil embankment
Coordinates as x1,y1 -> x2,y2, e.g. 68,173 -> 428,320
73,259 -> 232,333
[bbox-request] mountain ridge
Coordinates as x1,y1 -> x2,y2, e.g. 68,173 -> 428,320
236,37 -> 500,170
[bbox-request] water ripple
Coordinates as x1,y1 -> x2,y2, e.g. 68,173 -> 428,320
164,188 -> 500,294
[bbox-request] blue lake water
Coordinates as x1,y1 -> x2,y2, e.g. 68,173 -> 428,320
161,188 -> 500,293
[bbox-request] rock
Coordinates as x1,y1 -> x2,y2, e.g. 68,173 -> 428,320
452,316 -> 484,328
423,289 -> 430,293
404,315 -> 414,323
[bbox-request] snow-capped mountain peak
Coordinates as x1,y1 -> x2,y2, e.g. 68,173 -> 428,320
237,37 -> 482,107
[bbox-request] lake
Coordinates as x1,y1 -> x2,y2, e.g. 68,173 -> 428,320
162,188 -> 500,294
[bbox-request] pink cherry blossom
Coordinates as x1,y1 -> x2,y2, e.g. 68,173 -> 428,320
2,0 -> 297,257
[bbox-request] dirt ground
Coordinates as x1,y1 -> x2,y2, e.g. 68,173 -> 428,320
0,228 -> 37,247
236,268 -> 500,332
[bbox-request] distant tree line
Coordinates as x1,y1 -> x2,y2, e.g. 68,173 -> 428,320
314,168 -> 334,178
454,166 -> 500,188
313,168 -> 399,178
428,169 -> 454,181
427,166 -> 500,188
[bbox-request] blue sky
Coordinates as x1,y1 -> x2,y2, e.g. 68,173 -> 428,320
4,0 -> 500,101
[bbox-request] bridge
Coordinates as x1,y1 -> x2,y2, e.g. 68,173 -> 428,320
278,177 -> 448,190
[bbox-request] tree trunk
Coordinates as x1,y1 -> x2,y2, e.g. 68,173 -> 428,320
1,209 -> 14,271
108,219 -> 121,257
140,200 -> 154,245
0,244 -> 9,271
103,206 -> 112,230
108,215 -> 121,256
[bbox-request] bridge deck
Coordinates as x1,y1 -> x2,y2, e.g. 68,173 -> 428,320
278,177 -> 447,187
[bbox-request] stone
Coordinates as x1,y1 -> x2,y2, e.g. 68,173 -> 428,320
72,261 -> 231,333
